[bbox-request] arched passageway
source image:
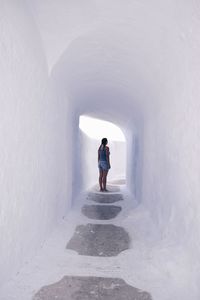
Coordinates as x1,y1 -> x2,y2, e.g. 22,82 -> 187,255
79,115 -> 127,191
0,1 -> 200,299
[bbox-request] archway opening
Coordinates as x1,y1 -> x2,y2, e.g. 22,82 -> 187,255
79,115 -> 127,192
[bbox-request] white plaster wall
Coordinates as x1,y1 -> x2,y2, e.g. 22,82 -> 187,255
0,2 -> 70,286
126,129 -> 143,199
141,1 -> 200,251
28,0 -> 98,71
143,76 -> 200,247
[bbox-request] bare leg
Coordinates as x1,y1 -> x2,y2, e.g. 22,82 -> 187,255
102,170 -> 108,191
99,170 -> 103,191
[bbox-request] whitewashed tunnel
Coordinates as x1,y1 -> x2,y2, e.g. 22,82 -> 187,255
0,1 -> 200,299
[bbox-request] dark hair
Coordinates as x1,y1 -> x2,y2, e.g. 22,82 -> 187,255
101,138 -> 108,148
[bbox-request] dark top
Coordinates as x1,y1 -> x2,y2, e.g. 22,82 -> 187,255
99,145 -> 107,161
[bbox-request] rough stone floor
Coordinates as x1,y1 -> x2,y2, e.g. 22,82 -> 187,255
33,186 -> 152,300
0,183 -> 154,300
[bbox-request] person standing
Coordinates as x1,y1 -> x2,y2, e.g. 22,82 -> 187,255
98,138 -> 111,192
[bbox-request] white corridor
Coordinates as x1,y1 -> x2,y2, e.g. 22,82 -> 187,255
0,1 -> 200,299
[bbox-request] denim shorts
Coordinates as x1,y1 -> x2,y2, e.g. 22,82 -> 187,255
98,160 -> 109,171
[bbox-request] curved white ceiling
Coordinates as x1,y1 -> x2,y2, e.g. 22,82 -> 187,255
29,0 -> 200,127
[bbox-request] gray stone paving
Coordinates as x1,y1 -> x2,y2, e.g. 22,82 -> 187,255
33,190 -> 153,300
66,223 -> 130,256
92,184 -> 121,193
82,205 -> 122,220
87,192 -> 123,204
33,276 -> 152,300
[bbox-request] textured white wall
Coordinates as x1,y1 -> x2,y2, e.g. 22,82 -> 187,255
0,2 -> 70,286
140,1 -> 200,254
143,82 -> 200,248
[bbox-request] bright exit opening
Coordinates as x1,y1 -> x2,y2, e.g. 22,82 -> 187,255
79,115 -> 127,190
79,116 -> 125,142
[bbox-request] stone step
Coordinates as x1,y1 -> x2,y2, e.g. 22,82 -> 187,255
66,223 -> 130,257
82,204 -> 122,220
33,276 -> 152,300
87,192 -> 123,204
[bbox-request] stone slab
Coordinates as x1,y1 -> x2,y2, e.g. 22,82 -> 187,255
66,224 -> 130,256
33,276 -> 152,300
87,192 -> 123,204
92,184 -> 121,193
82,205 -> 122,220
